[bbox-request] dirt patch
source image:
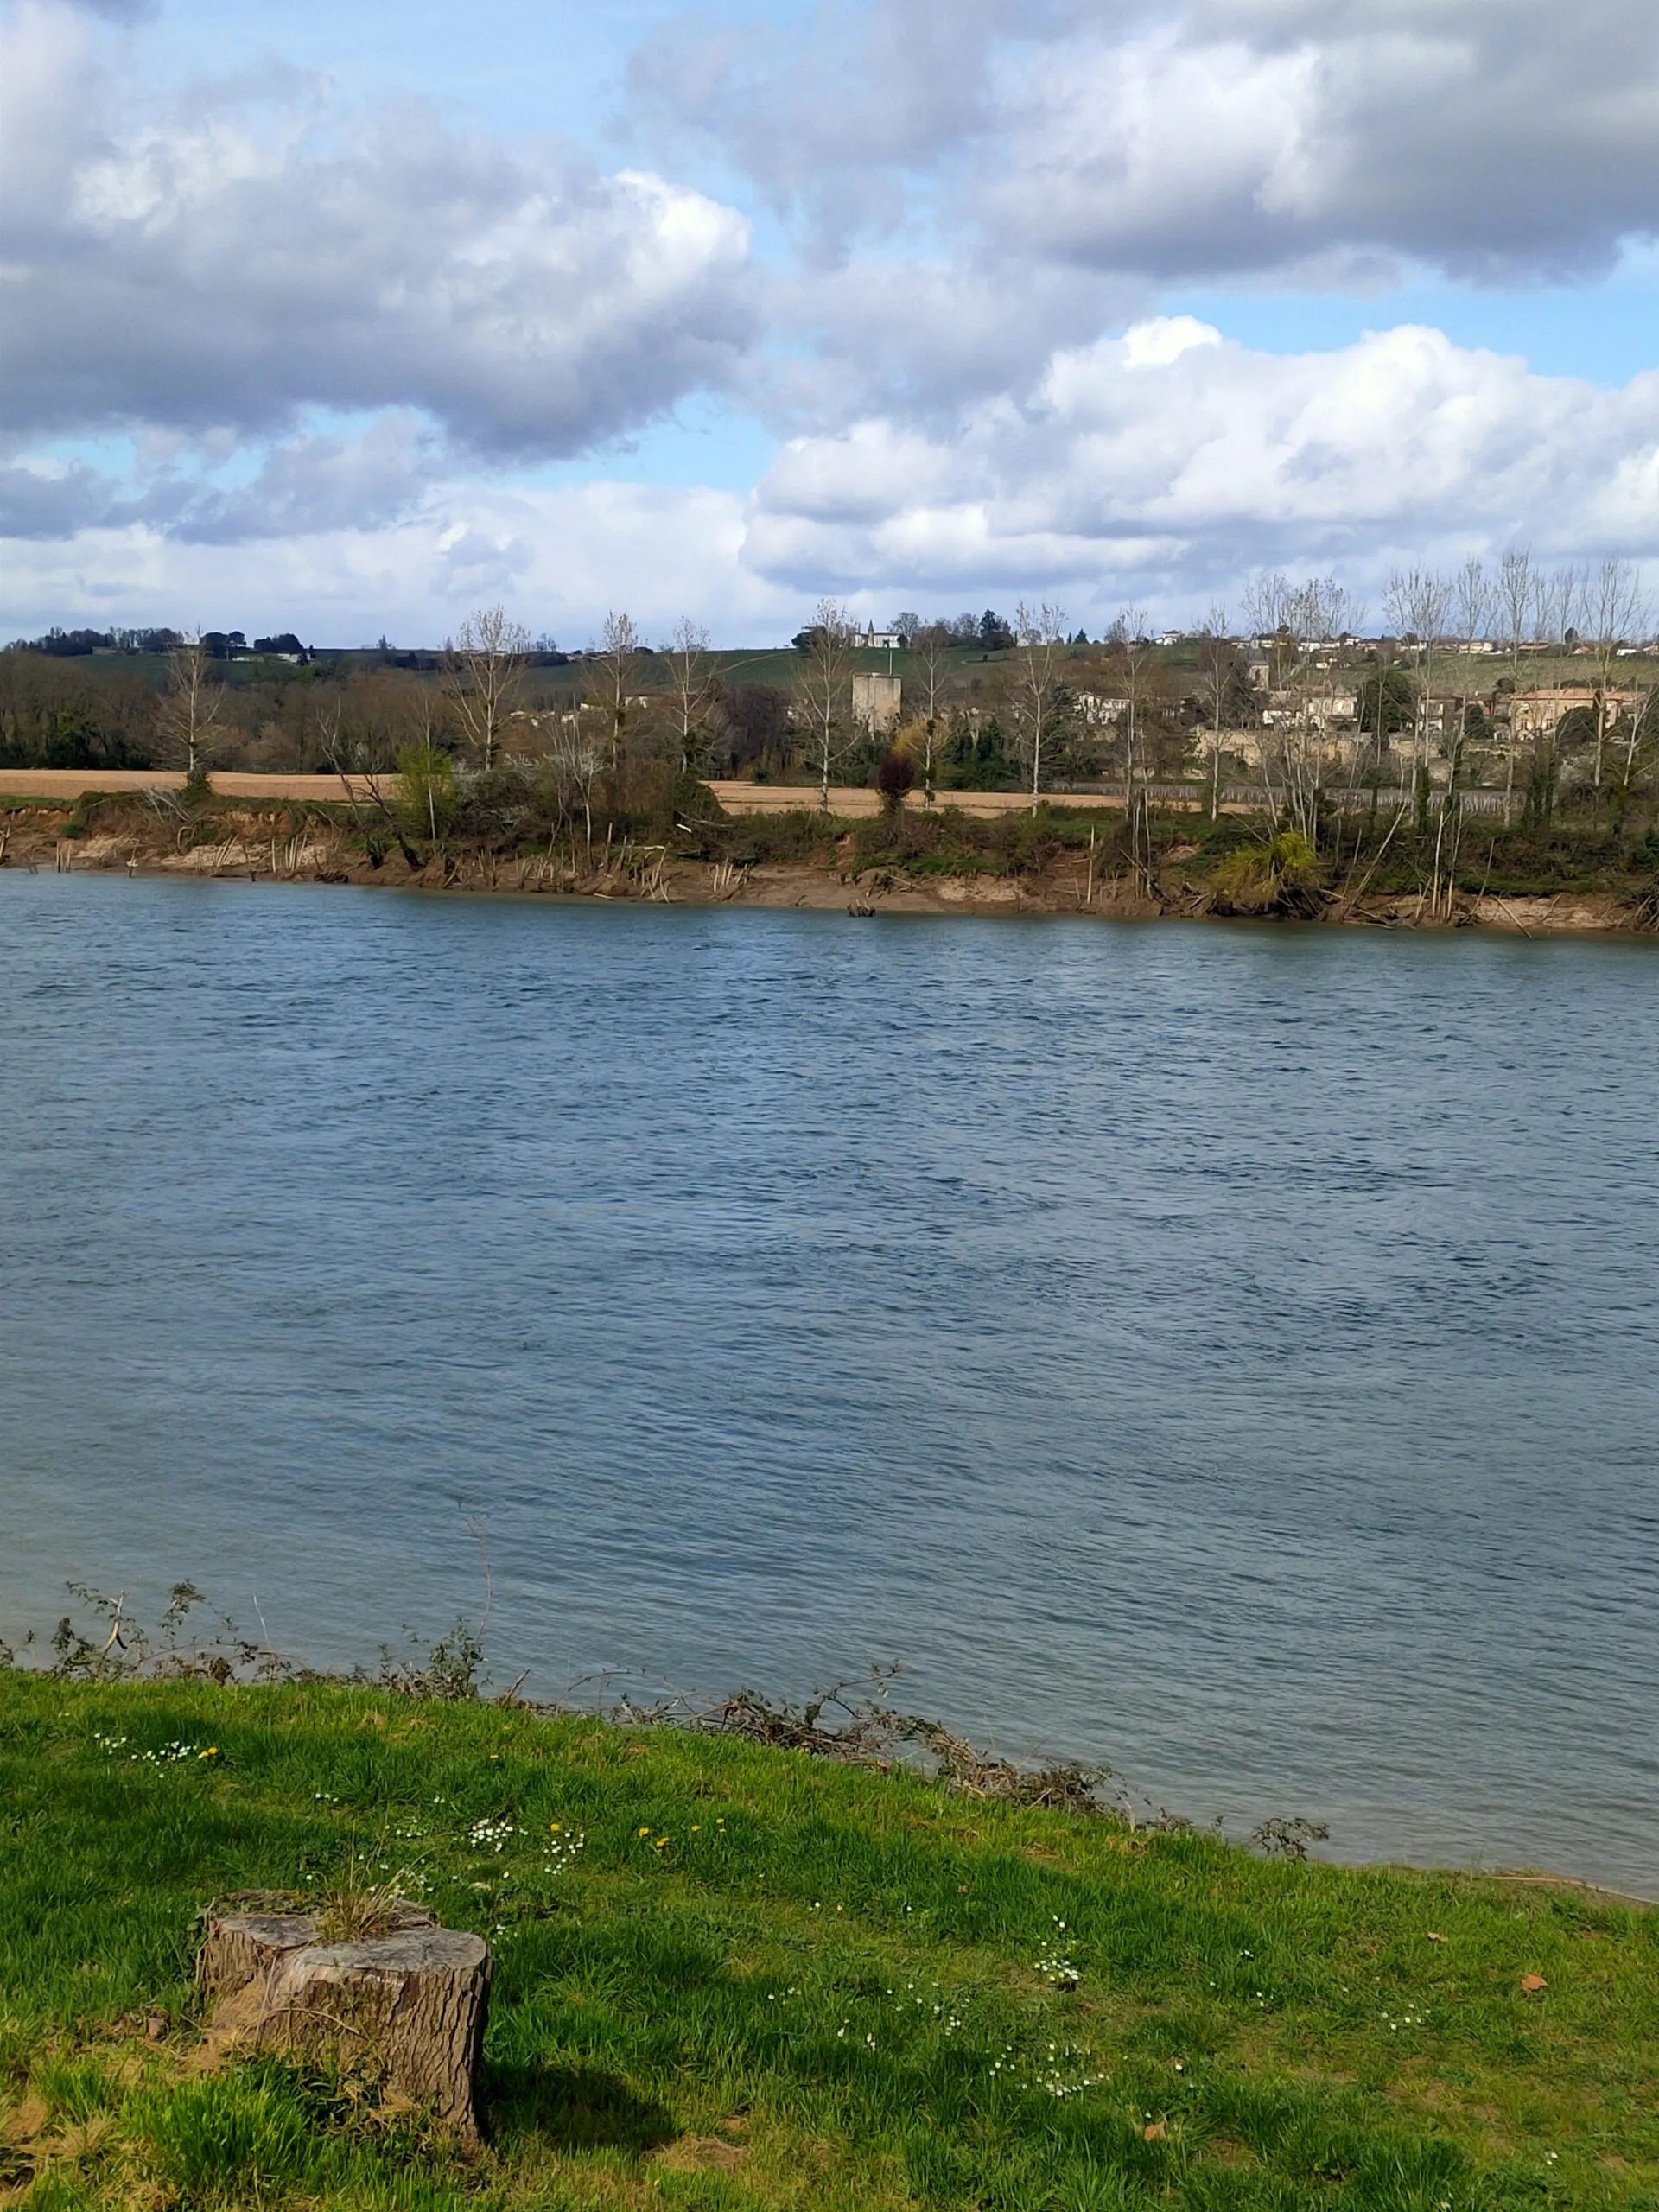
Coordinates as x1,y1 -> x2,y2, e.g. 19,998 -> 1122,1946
932,874 -> 1024,905
1470,893 -> 1631,933
0,770 -> 385,802
654,2133 -> 750,2172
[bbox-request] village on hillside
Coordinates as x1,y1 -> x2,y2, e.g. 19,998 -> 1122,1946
7,570 -> 1656,826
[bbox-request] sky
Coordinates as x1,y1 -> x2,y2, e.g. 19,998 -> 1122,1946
2,0 -> 1657,645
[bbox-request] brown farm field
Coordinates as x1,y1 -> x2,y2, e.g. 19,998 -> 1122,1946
0,770 -> 1222,817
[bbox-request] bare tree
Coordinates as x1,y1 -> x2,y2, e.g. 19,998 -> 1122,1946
912,621 -> 951,802
1241,571 -> 1292,681
1583,557 -> 1649,800
1013,600 -> 1067,808
545,706 -> 607,855
1618,671 -> 1658,809
308,672 -> 442,867
154,633 -> 225,791
1535,563 -> 1585,651
1195,604 -> 1234,820
1107,604 -> 1155,824
1451,557 -> 1490,765
1494,549 -> 1538,795
662,616 -> 719,775
800,598 -> 856,809
1380,570 -> 1464,910
1511,564 -> 1586,822
1267,578 -> 1359,841
1382,568 -> 1451,783
589,609 -> 645,772
1453,556 -> 1490,651
443,606 -> 529,772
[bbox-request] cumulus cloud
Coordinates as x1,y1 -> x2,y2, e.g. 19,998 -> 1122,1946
627,0 -> 1018,242
760,256 -> 1143,433
11,321 -> 1658,637
0,460 -> 122,539
0,2 -> 755,454
743,319 -> 1659,610
0,474 -> 803,646
0,415 -> 446,542
993,0 -> 1659,283
635,0 -> 1659,283
6,0 -> 1658,637
166,417 -> 447,543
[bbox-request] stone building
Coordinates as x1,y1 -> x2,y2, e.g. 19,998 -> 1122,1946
852,673 -> 903,733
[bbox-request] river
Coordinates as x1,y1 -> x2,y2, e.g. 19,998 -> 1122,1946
2,873 -> 1655,1891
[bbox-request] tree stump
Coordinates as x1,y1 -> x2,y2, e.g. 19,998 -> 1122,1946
198,1902 -> 322,2008
198,1907 -> 492,2143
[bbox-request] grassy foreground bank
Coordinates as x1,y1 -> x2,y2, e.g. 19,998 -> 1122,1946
1,1675 -> 1654,2211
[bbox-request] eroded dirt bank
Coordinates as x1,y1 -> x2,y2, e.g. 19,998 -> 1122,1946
1,800 -> 1649,936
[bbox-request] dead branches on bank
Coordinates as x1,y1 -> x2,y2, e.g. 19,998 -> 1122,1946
686,1679 -> 1123,1818
18,1588 -> 1174,1828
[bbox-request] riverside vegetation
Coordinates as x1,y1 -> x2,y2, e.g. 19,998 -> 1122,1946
4,579 -> 1658,928
3,777 -> 1657,930
0,1597 -> 1655,2211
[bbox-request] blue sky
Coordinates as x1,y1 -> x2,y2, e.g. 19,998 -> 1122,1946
3,0 -> 1656,643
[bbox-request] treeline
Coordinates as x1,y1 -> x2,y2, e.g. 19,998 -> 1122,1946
3,625 -> 316,660
3,590 -> 1656,842
10,626 -> 184,658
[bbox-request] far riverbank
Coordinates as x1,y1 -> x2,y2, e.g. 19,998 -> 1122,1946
3,779 -> 1654,935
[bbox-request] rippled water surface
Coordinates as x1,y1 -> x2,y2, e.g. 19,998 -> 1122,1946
3,874 -> 1656,1889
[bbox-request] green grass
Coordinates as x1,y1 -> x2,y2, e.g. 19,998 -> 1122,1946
0,1675 -> 1655,2210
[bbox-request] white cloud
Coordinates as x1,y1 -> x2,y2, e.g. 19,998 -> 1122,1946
758,255 -> 1144,433
626,0 -> 1016,242
0,416 -> 445,542
635,0 -> 1659,283
5,0 -> 1658,637
742,319 -> 1659,613
990,1 -> 1659,282
0,474 -> 802,646
0,2 -> 756,454
10,320 -> 1658,639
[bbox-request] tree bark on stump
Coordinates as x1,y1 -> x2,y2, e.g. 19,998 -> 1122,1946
198,1904 -> 322,2007
198,1910 -> 492,2144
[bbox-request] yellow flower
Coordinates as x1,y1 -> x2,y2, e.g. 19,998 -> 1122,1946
653,1837 -> 669,1850
550,1822 -> 562,1832
639,1826 -> 652,1836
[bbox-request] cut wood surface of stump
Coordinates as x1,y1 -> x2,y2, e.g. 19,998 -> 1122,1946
199,1906 -> 492,2143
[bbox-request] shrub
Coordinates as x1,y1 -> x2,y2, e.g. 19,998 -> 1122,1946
394,741 -> 458,842
874,750 -> 916,810
1210,830 -> 1325,916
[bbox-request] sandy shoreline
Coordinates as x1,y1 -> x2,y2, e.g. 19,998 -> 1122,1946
4,833 -> 1645,936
